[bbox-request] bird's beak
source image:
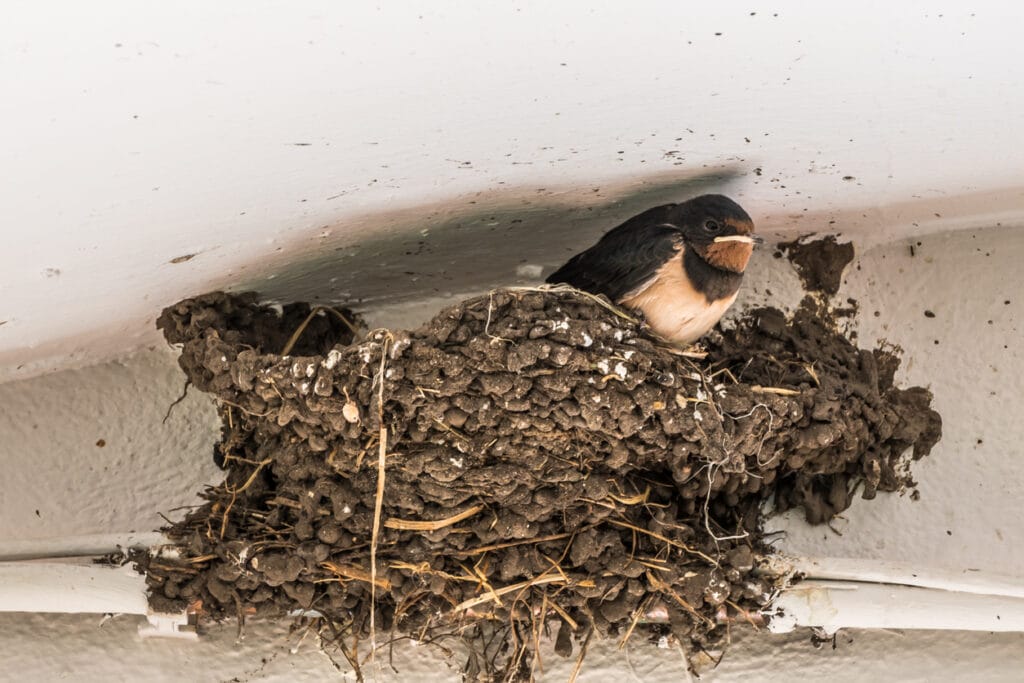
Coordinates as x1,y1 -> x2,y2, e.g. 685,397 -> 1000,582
714,234 -> 764,245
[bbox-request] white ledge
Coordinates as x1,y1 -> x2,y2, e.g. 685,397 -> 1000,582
770,580 -> 1024,635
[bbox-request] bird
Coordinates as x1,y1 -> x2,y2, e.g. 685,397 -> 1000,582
545,194 -> 761,346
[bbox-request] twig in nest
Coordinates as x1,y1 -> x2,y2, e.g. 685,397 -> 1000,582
646,571 -> 714,627
608,486 -> 650,506
702,463 -> 749,543
321,561 -> 392,590
232,458 -> 273,494
655,344 -> 709,360
750,385 -> 801,396
567,629 -> 593,683
803,362 -> 821,387
606,519 -> 718,565
453,575 -> 566,612
545,597 -> 579,631
618,595 -> 655,650
280,305 -> 360,356
369,332 -> 393,670
219,457 -> 272,539
461,560 -> 504,609
389,561 -> 478,584
483,291 -> 515,345
384,504 -> 484,531
725,402 -> 776,467
459,530 -> 577,556
531,594 -> 546,677
216,398 -> 272,418
723,599 -> 764,630
506,284 -> 640,324
432,418 -> 470,442
232,590 -> 246,642
219,488 -> 237,540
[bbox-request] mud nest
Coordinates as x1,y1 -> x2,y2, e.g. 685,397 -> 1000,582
146,287 -> 940,680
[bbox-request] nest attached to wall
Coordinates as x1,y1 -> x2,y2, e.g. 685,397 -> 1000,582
145,287 -> 940,680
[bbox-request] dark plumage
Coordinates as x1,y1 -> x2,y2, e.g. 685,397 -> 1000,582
546,194 -> 760,345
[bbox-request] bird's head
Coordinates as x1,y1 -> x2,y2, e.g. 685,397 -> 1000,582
668,194 -> 761,273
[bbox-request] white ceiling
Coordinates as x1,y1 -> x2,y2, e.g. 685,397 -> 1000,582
2,1 -> 1023,381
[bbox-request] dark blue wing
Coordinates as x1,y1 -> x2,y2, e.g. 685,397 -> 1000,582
545,204 -> 683,302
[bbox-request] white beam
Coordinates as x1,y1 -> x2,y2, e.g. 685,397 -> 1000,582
770,580 -> 1024,635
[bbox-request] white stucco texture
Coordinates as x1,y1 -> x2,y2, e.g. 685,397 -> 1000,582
1,226 -> 1022,680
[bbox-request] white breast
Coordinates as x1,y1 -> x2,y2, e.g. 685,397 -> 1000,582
619,252 -> 739,346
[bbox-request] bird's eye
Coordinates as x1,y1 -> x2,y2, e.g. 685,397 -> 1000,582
703,220 -> 720,232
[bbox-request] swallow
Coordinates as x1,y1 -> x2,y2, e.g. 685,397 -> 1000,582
546,194 -> 761,345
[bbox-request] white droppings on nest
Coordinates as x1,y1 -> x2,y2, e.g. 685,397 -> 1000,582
613,329 -> 623,341
389,337 -> 411,358
622,349 -> 634,359
155,545 -> 182,560
299,381 -> 310,394
550,319 -> 570,332
581,332 -> 593,347
593,395 -> 602,403
291,361 -> 302,377
744,582 -> 769,601
695,387 -> 707,402
342,505 -> 351,515
449,456 -> 464,468
688,372 -> 703,381
323,348 -> 343,370
359,348 -> 372,364
657,635 -> 670,649
613,362 -> 628,379
305,362 -> 317,378
694,407 -> 703,421
220,355 -> 227,363
588,377 -> 595,384
705,575 -> 729,605
385,368 -> 394,379
596,359 -> 610,374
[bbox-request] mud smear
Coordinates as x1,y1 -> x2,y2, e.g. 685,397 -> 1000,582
147,288 -> 940,679
779,236 -> 855,296
244,167 -> 742,311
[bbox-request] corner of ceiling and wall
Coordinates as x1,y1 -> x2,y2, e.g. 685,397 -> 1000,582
1,3 -> 1023,681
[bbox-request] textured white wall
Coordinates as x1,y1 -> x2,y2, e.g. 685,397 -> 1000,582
2,614 -> 1024,683
2,230 -> 1022,680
